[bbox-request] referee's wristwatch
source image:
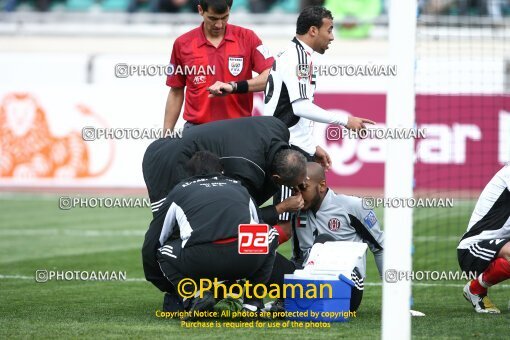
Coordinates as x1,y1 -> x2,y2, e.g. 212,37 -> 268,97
228,81 -> 237,93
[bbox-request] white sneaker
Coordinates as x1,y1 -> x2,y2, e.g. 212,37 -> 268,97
463,281 -> 500,314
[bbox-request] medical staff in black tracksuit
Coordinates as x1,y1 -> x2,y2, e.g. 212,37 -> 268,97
142,151 -> 279,313
142,116 -> 292,224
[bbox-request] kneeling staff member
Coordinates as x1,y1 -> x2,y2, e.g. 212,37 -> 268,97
143,151 -> 279,314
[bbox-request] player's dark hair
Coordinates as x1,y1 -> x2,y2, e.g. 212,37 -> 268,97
185,151 -> 223,176
296,6 -> 333,35
199,0 -> 232,13
271,149 -> 307,184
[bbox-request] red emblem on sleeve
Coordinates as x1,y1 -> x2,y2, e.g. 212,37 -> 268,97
328,218 -> 341,231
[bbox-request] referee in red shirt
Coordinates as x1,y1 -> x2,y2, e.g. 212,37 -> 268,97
164,0 -> 274,131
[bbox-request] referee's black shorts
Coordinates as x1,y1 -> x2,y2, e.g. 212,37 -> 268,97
156,229 -> 279,291
457,238 -> 509,276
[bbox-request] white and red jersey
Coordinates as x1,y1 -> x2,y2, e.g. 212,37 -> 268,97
458,165 -> 510,250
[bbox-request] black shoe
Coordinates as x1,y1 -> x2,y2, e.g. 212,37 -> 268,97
163,292 -> 185,312
269,298 -> 285,317
183,291 -> 216,320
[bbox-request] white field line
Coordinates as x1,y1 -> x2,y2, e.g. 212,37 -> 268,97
0,194 -> 63,200
0,194 -> 148,200
0,229 -> 145,237
0,229 -> 458,241
0,274 -> 146,282
1,274 -> 509,289
414,236 -> 459,242
365,282 -> 510,288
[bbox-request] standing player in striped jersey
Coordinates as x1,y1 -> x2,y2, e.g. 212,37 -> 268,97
263,6 -> 375,232
458,164 -> 510,314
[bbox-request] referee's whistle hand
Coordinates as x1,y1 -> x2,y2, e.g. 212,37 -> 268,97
207,81 -> 233,97
346,116 -> 376,130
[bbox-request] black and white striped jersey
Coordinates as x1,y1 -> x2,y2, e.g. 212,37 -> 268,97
263,37 -> 318,155
458,165 -> 510,249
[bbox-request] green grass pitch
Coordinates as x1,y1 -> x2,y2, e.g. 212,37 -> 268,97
0,194 -> 508,339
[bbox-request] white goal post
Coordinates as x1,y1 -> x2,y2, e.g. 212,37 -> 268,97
382,0 -> 418,339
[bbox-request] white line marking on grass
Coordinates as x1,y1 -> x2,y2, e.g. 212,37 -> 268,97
0,230 -> 460,242
0,274 -> 36,280
0,229 -> 145,237
0,274 -> 146,282
0,230 -> 456,241
414,236 -> 460,242
1,274 -> 509,289
0,194 -> 61,201
0,194 -> 148,201
365,282 -> 510,288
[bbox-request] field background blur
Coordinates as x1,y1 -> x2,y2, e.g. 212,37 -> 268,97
1,0 -> 510,338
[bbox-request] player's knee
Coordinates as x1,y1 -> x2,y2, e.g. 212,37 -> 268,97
497,241 -> 510,262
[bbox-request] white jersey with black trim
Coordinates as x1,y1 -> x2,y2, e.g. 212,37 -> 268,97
263,37 -> 317,156
458,165 -> 510,249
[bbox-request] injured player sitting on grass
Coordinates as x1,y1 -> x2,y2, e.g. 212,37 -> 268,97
142,151 -> 279,319
266,162 -> 384,314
